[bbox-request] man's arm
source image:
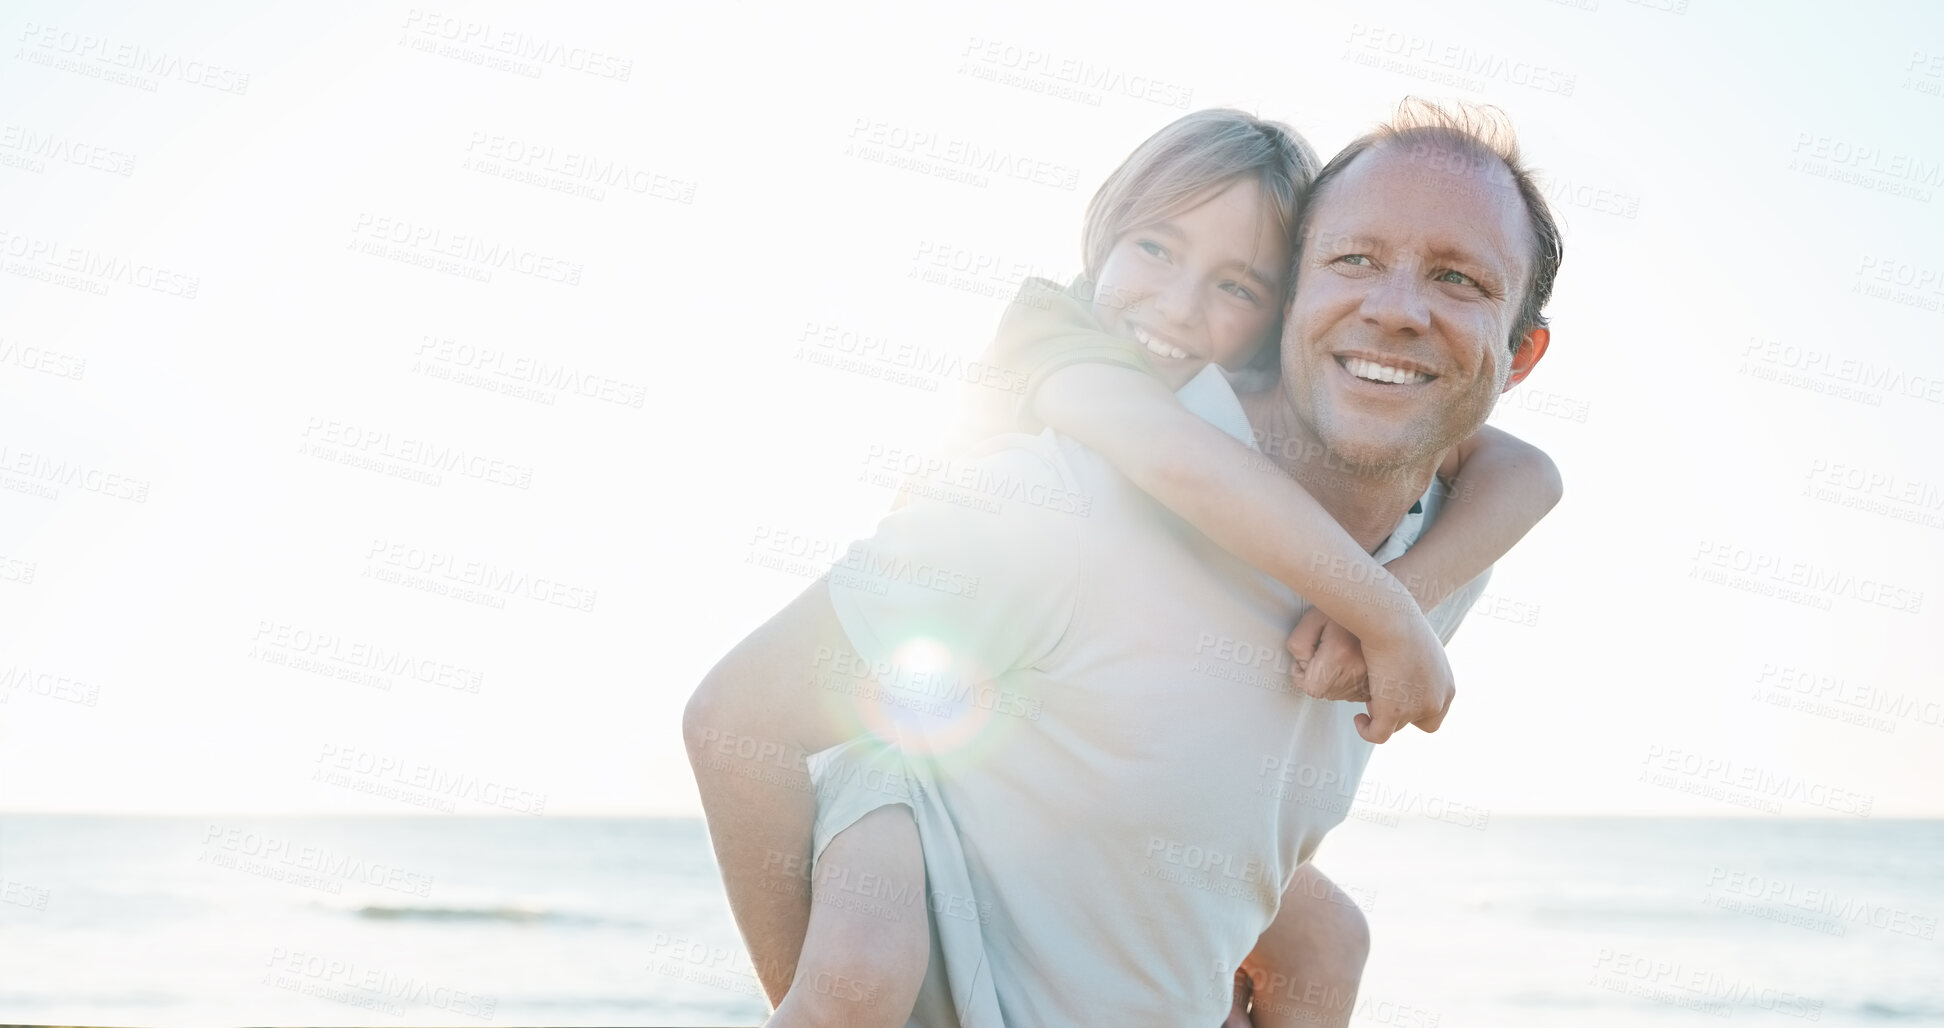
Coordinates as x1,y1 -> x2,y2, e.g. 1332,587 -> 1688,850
683,583 -> 872,1005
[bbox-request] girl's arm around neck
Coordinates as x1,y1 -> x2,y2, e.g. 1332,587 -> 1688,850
1389,424 -> 1563,611
1031,362 -> 1425,644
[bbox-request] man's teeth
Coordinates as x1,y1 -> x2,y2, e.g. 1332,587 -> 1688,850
1134,328 -> 1189,360
1341,356 -> 1431,385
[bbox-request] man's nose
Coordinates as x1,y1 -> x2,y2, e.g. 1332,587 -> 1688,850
1358,269 -> 1431,336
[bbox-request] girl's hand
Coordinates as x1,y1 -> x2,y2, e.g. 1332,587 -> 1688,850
1285,608 -> 1369,702
1357,614 -> 1456,743
1287,608 -> 1457,743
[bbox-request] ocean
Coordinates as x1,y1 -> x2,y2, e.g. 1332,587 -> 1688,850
0,816 -> 1937,1026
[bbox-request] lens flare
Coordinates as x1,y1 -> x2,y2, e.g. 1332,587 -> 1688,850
838,636 -> 1030,767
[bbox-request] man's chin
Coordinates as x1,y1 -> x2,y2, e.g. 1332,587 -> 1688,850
1313,421 -> 1439,475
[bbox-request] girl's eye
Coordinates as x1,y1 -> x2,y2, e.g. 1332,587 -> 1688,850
1436,269 -> 1479,287
1220,281 -> 1260,304
1137,240 -> 1167,259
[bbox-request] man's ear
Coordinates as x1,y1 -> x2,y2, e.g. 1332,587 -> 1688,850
1502,326 -> 1550,392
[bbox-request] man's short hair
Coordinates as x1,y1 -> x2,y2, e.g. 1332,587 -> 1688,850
1295,98 -> 1565,352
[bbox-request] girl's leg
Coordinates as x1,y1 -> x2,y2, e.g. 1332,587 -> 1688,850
1240,863 -> 1371,1028
766,804 -> 929,1028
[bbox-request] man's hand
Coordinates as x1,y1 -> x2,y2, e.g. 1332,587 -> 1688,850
1287,609 -> 1454,743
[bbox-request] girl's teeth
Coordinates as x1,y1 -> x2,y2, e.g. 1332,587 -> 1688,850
1137,330 -> 1188,360
1343,356 -> 1430,385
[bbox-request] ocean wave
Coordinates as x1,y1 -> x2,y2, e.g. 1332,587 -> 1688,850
1856,999 -> 1944,1020
352,903 -> 608,925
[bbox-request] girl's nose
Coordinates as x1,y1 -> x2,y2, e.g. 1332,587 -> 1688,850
1150,272 -> 1199,329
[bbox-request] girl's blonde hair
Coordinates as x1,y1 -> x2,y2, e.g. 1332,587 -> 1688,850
1081,108 -> 1320,286
1080,109 -> 1320,375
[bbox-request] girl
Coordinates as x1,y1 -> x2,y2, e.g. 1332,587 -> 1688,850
756,109 -> 1560,1026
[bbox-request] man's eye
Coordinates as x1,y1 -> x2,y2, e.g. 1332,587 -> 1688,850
1337,254 -> 1373,267
1436,269 -> 1478,287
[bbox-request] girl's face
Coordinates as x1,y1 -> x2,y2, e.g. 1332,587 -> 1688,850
1091,176 -> 1290,389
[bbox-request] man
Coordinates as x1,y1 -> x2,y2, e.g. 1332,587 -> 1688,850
687,99 -> 1562,1026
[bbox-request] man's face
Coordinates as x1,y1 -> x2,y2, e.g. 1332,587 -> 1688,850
1282,142 -> 1533,470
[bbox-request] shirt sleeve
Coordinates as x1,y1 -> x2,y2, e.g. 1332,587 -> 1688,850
825,440 -> 1085,683
972,276 -> 1158,435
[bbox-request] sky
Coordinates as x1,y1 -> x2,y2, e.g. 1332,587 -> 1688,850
1,0 -> 1941,819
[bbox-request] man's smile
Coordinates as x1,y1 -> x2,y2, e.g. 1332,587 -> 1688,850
1332,352 -> 1438,387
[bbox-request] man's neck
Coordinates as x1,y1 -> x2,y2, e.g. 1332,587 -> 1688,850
1238,387 -> 1439,553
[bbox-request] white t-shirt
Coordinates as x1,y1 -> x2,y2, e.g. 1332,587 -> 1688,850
813,367 -> 1488,1026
